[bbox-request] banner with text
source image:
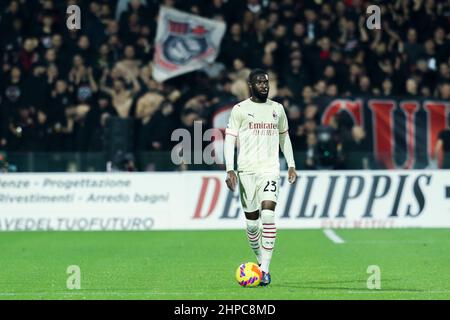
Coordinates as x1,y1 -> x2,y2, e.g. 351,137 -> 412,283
0,171 -> 449,231
316,97 -> 450,169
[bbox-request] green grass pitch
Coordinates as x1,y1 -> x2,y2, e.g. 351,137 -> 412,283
0,229 -> 449,300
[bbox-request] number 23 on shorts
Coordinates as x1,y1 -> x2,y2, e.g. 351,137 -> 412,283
263,180 -> 277,192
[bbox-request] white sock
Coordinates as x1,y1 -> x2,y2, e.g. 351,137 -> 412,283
246,219 -> 261,265
260,209 -> 276,273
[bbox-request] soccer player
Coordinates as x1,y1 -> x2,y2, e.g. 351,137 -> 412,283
224,69 -> 297,286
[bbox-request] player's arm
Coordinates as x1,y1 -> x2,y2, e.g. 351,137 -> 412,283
224,105 -> 241,191
278,105 -> 297,184
434,138 -> 443,160
431,135 -> 444,168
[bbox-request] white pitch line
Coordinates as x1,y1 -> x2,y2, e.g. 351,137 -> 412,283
323,228 -> 345,244
0,290 -> 449,297
0,292 -> 211,297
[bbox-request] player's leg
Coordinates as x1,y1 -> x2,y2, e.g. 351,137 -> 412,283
245,210 -> 261,265
260,200 -> 277,276
238,173 -> 261,264
257,175 -> 280,285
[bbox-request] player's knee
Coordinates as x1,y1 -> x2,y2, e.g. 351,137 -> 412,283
260,209 -> 275,224
261,200 -> 276,211
245,210 -> 259,220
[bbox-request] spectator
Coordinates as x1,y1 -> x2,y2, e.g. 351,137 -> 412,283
342,126 -> 370,169
326,84 -> 338,97
19,38 -> 39,72
76,35 -> 96,66
86,93 -> 118,151
23,64 -> 50,109
438,82 -> 450,100
304,133 -> 318,170
85,1 -> 108,48
46,79 -> 73,151
115,45 -> 142,81
287,105 -> 304,149
137,100 -> 176,152
300,86 -> 315,106
433,27 -> 450,65
438,63 -> 450,84
357,76 -> 372,95
2,66 -> 24,110
100,67 -> 140,118
284,57 -> 310,98
8,105 -> 44,151
403,28 -> 424,65
220,23 -> 250,67
381,78 -> 394,96
228,59 -> 250,82
204,0 -> 230,20
405,78 -> 419,97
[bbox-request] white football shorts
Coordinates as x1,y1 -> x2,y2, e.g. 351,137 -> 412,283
237,172 -> 280,212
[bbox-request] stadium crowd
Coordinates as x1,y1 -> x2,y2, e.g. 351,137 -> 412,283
0,0 -> 449,170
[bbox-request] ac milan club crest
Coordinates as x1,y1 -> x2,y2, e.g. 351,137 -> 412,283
153,6 -> 226,82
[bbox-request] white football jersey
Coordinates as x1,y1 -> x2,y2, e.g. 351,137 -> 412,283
225,98 -> 289,174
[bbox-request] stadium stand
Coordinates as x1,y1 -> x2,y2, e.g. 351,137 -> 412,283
0,0 -> 449,171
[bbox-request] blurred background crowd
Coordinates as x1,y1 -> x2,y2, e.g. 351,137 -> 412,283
0,0 -> 449,171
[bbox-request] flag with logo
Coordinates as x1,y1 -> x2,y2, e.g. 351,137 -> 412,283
152,6 -> 226,82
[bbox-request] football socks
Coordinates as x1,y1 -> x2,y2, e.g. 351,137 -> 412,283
246,218 -> 261,265
260,209 -> 276,273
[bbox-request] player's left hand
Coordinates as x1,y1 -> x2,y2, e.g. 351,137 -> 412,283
288,167 -> 297,184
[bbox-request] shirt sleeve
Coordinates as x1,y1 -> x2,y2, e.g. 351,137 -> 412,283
224,133 -> 237,172
225,105 -> 242,137
278,103 -> 289,134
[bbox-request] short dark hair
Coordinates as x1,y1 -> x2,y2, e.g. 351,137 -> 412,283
248,68 -> 268,83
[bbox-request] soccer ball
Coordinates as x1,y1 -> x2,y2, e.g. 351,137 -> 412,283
235,262 -> 262,287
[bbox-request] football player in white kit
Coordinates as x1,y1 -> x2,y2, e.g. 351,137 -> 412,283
224,69 -> 297,286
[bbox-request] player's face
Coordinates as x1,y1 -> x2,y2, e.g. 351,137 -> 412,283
250,74 -> 269,101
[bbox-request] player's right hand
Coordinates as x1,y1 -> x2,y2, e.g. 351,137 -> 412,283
225,170 -> 238,192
